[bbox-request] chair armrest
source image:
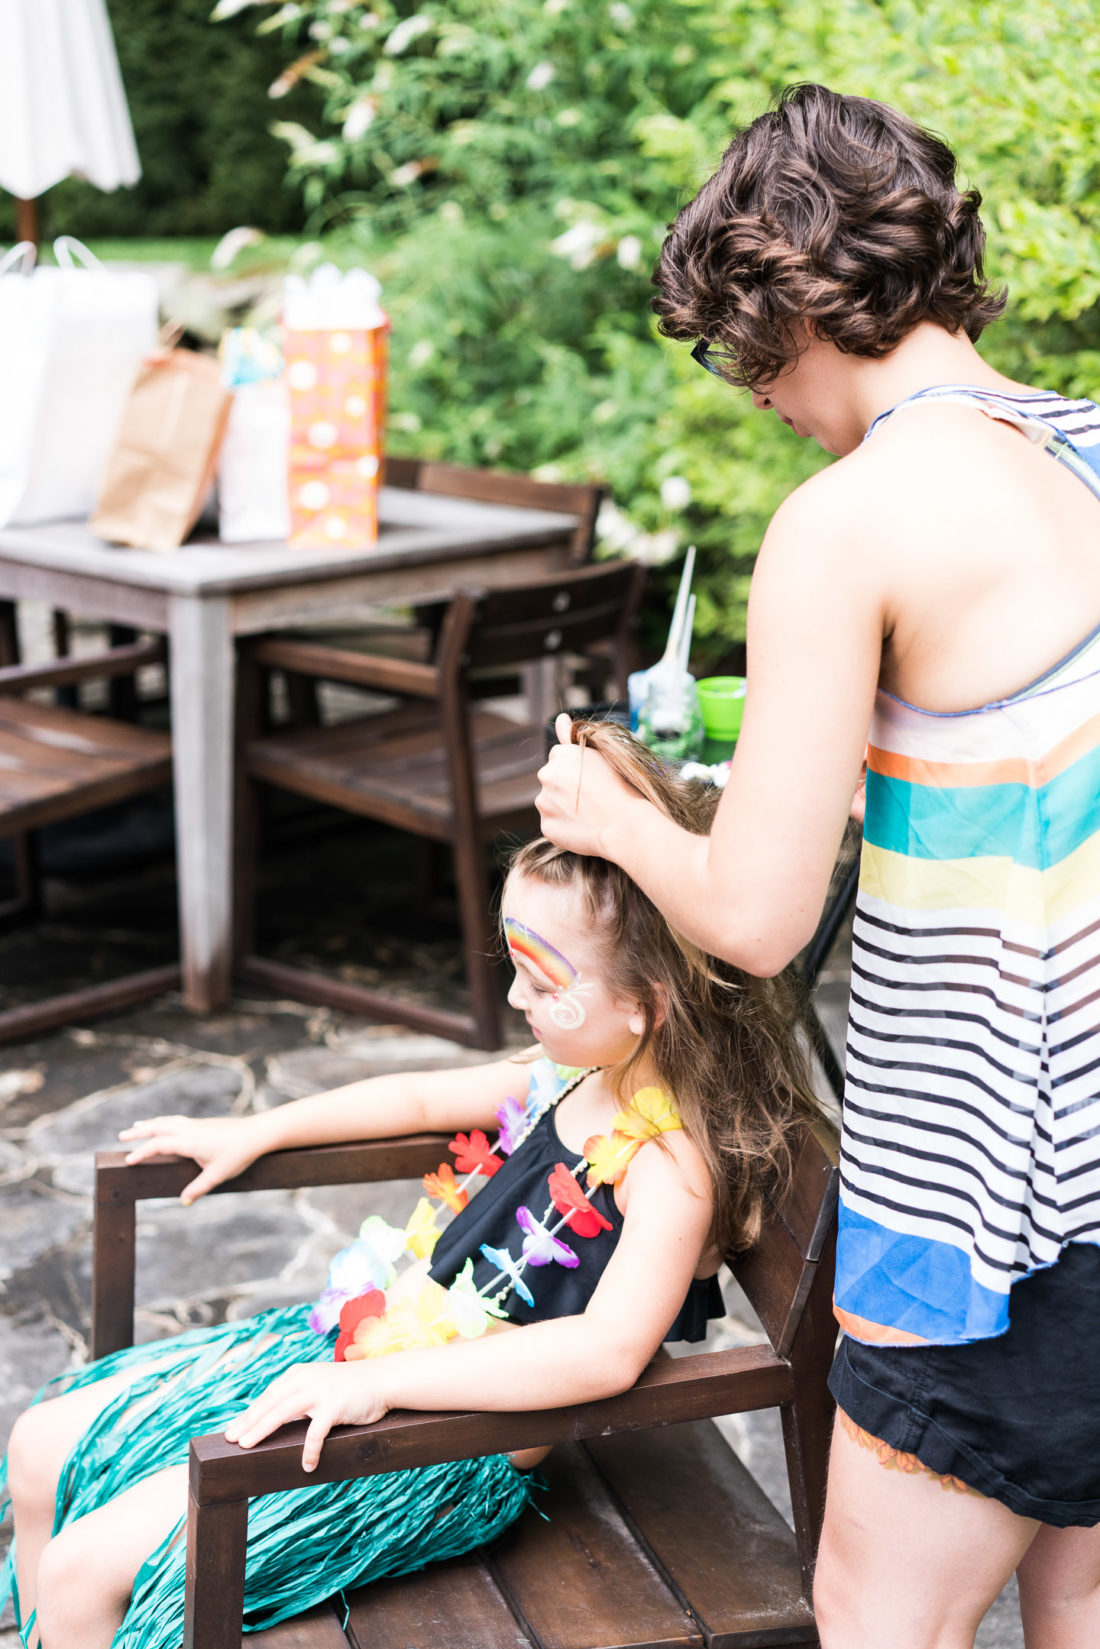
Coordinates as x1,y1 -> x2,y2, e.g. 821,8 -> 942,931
92,1137 -> 450,1358
189,1342 -> 793,1505
0,639 -> 167,696
247,635 -> 441,699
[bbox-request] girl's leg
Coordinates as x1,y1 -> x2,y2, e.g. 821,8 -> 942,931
33,1462 -> 188,1649
1016,1523 -> 1100,1648
6,1372 -> 134,1624
814,1414 -> 1038,1649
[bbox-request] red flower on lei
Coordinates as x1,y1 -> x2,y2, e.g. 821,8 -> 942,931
334,1288 -> 386,1362
547,1163 -> 613,1237
448,1130 -> 502,1178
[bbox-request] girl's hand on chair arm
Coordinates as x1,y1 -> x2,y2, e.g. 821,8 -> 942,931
225,1361 -> 391,1472
118,1112 -> 275,1204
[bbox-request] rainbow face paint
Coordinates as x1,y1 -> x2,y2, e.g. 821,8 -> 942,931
504,918 -> 577,989
504,917 -> 593,1029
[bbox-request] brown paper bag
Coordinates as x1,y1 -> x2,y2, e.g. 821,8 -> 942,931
91,348 -> 231,551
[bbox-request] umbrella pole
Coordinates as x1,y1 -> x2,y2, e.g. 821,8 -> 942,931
15,197 -> 40,249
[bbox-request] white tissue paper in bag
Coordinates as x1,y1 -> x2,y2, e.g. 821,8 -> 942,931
217,377 -> 291,544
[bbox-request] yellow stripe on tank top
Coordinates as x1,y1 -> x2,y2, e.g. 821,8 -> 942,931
859,831 -> 1100,929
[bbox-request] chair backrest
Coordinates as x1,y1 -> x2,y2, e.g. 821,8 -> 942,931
729,1118 -> 839,1359
383,456 -> 604,564
437,560 -> 645,684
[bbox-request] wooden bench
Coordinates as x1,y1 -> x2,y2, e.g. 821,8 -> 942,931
93,1118 -> 838,1649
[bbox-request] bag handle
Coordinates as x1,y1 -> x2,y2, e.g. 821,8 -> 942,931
0,241 -> 37,276
53,235 -> 103,270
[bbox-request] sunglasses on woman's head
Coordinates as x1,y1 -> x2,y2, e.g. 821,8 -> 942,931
691,338 -> 736,379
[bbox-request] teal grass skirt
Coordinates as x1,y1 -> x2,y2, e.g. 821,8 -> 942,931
0,1304 -> 533,1648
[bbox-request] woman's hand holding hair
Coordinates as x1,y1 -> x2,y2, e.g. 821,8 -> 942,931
536,713 -> 647,857
118,1113 -> 271,1204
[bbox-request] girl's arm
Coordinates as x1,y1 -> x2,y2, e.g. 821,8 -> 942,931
225,1132 -> 715,1470
118,1054 -> 534,1205
537,466 -> 885,974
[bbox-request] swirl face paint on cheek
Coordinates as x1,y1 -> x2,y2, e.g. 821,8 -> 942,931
504,917 -> 592,1029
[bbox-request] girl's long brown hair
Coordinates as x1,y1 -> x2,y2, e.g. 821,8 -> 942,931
509,720 -> 822,1255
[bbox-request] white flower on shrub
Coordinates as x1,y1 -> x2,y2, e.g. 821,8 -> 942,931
616,234 -> 643,269
597,499 -> 636,553
660,475 -> 692,511
634,528 -> 680,565
385,14 -> 433,54
609,1 -> 634,23
597,500 -> 679,566
391,160 -> 425,187
343,97 -> 377,141
526,61 -> 555,91
544,0 -> 569,13
550,220 -> 603,269
409,339 -> 435,369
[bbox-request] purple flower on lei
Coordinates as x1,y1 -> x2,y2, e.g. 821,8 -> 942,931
515,1206 -> 579,1269
494,1093 -> 528,1156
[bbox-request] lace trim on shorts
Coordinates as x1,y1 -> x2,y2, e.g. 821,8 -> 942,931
837,1408 -> 984,1498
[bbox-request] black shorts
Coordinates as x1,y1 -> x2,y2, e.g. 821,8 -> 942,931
829,1242 -> 1100,1528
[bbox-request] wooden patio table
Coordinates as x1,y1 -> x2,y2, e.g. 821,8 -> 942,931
0,486 -> 579,1015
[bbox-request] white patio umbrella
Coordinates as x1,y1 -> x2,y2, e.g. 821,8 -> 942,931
0,0 -> 141,244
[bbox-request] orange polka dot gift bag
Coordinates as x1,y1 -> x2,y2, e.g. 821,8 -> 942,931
283,266 -> 389,550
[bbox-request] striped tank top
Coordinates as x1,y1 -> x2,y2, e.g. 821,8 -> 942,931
835,384 -> 1100,1346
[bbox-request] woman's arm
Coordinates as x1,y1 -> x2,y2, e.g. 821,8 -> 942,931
118,1054 -> 534,1205
537,469 -> 884,973
225,1133 -> 714,1469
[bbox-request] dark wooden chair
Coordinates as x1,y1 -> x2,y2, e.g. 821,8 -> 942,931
0,639 -> 179,1042
91,1114 -> 839,1649
273,461 -> 610,727
234,559 -> 647,1050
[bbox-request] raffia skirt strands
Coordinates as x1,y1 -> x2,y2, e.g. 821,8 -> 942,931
0,1304 -> 534,1648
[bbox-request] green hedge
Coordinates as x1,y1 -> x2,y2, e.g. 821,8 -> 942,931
0,0 -> 322,240
244,0 -> 1100,662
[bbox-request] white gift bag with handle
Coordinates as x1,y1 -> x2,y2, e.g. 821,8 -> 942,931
0,236 -> 159,527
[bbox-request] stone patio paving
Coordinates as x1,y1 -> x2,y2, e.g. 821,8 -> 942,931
0,786 -> 1024,1647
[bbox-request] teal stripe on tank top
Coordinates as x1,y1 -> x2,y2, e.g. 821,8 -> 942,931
864,749 -> 1100,868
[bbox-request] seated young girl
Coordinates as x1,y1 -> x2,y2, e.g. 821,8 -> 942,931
0,722 -> 820,1649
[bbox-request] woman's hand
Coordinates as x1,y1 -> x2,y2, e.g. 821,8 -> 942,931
118,1113 -> 268,1204
224,1361 -> 390,1472
535,713 -> 641,856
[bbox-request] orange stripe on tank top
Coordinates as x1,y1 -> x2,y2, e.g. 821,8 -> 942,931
867,708 -> 1100,790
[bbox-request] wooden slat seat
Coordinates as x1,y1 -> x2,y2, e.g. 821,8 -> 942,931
0,640 -> 179,1041
92,1121 -> 838,1649
247,709 -> 542,837
0,698 -> 171,835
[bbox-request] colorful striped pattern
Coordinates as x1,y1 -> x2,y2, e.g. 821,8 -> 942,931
837,386 -> 1100,1346
503,918 -> 578,988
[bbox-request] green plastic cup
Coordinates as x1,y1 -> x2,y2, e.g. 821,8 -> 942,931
696,675 -> 747,742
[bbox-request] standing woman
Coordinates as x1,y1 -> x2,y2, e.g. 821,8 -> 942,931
536,83 -> 1100,1649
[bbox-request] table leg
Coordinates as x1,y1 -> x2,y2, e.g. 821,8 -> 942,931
169,594 -> 235,1012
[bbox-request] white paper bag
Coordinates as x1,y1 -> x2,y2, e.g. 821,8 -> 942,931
0,236 -> 159,527
217,378 -> 291,543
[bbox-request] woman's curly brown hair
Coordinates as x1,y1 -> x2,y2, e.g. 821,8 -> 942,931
652,83 -> 1006,388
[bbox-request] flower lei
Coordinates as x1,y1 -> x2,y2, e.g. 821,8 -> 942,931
309,1067 -> 682,1362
